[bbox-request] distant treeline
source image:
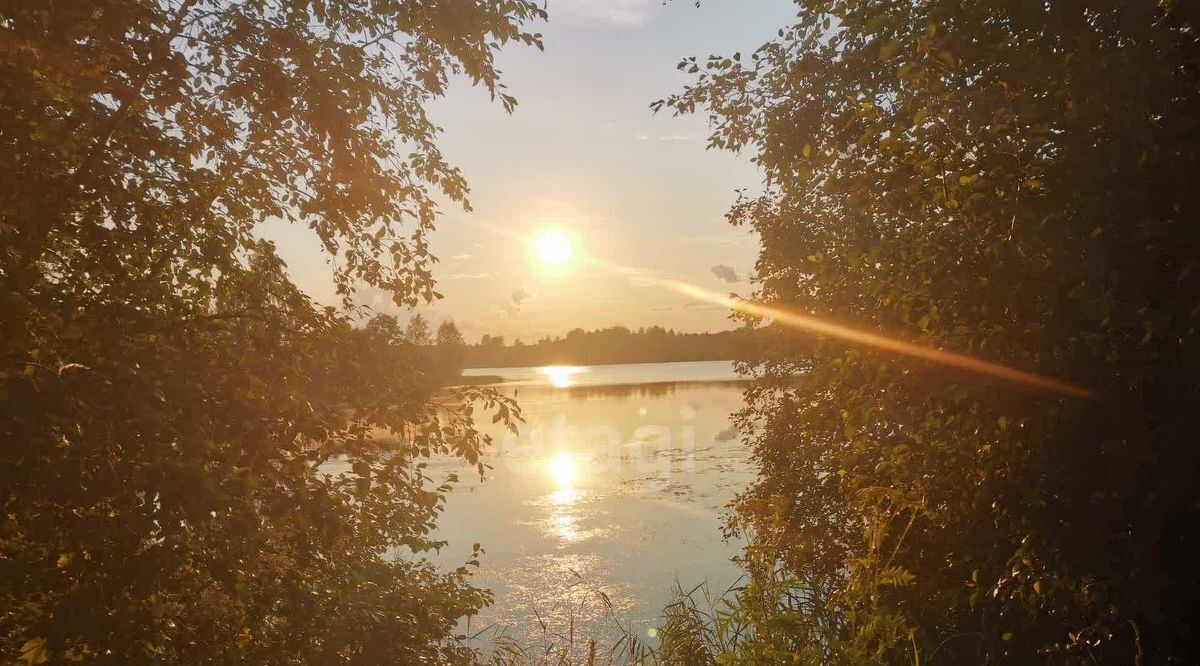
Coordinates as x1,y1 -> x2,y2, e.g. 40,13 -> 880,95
462,326 -> 757,367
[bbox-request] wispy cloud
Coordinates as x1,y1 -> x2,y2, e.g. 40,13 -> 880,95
551,0 -> 660,27
511,287 -> 533,306
634,133 -> 697,142
683,231 -> 754,248
710,265 -> 740,283
441,272 -> 491,281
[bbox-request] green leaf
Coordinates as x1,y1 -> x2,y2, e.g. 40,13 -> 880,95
19,639 -> 49,665
879,39 -> 902,61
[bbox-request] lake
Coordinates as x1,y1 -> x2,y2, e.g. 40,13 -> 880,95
435,360 -> 754,656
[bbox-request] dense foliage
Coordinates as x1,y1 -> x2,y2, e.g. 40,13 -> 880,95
659,0 -> 1200,663
0,0 -> 541,662
463,325 -> 759,368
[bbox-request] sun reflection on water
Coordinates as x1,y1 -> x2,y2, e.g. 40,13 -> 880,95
544,452 -> 586,542
547,451 -> 578,488
539,365 -> 584,388
550,488 -> 579,506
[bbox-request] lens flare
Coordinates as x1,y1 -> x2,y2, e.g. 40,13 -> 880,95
663,279 -> 1093,399
457,218 -> 1093,400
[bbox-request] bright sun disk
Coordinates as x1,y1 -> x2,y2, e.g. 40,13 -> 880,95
535,230 -> 572,266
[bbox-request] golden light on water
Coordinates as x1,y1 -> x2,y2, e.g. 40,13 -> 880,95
545,452 -> 582,542
534,230 -> 572,266
540,365 -> 583,388
547,452 -> 578,489
550,488 -> 579,506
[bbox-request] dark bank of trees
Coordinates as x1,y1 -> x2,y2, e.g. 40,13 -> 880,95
463,325 -> 758,368
367,314 -> 468,386
0,1 -> 539,663
653,1 -> 1200,664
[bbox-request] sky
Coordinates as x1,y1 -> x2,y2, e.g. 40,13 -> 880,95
265,0 -> 797,343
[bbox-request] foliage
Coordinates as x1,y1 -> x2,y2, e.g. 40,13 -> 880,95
0,0 -> 543,662
406,313 -> 433,346
659,0 -> 1200,663
438,319 -> 467,349
436,319 -> 467,375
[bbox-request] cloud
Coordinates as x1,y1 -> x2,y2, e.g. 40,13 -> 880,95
441,272 -> 490,280
711,265 -> 740,283
552,0 -> 660,27
511,287 -> 533,305
685,232 -> 753,248
637,133 -> 695,142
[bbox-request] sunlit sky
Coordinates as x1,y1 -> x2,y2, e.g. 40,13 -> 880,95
264,0 -> 795,342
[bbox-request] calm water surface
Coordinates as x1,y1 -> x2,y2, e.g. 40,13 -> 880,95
433,361 -> 754,654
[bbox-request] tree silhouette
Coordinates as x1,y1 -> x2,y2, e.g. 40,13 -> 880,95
404,313 -> 432,346
0,0 -> 539,662
659,0 -> 1200,662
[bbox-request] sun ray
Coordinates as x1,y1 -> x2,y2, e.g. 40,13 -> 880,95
662,279 -> 1094,400
456,218 -> 1093,400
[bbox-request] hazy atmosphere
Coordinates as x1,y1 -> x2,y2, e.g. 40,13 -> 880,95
4,1 -> 1198,664
262,0 -> 796,340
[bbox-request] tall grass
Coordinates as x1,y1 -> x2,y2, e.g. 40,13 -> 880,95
463,561 -> 843,664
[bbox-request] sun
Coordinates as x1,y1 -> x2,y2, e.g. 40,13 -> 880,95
534,230 -> 572,266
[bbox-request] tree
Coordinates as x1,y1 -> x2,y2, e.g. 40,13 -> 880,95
404,313 -> 432,346
0,0 -> 539,662
434,319 -> 466,377
660,1 -> 1200,663
436,320 -> 465,349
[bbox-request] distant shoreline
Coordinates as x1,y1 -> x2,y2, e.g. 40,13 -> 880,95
455,374 -> 505,386
462,326 -> 759,369
451,359 -> 749,389
461,358 -> 737,372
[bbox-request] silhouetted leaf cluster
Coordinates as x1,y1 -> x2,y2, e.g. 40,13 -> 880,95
0,0 -> 540,662
658,0 -> 1200,663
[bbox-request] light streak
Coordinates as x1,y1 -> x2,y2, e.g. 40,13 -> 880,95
450,219 -> 1094,399
662,279 -> 1093,399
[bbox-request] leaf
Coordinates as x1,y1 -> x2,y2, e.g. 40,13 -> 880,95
879,38 -> 901,61
18,639 -> 49,665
